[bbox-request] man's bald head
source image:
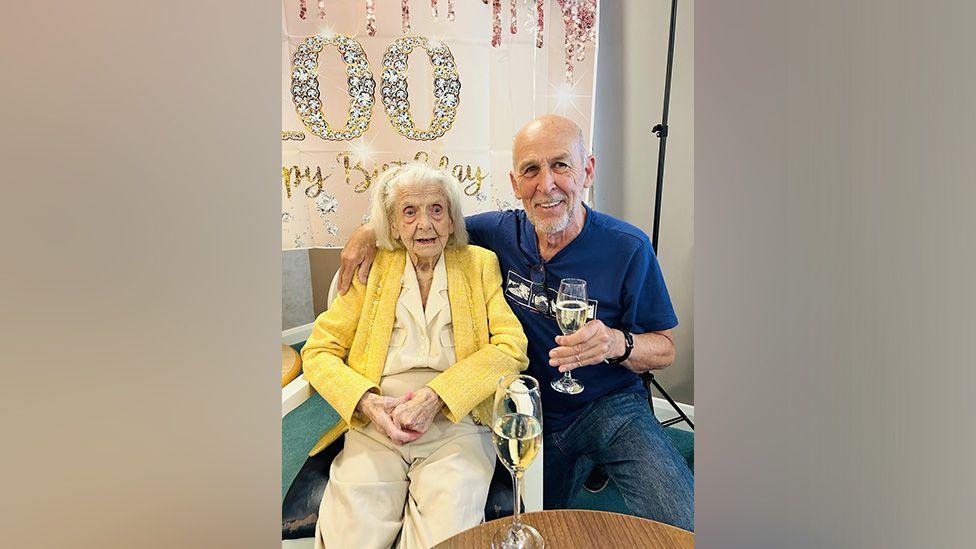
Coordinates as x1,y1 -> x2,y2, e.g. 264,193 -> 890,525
512,114 -> 588,169
508,114 -> 595,236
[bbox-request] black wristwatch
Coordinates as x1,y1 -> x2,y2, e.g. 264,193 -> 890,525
606,329 -> 634,364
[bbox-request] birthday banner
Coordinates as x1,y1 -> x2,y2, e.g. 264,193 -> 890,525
282,0 -> 597,249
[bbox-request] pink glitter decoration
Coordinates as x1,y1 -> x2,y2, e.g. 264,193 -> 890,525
365,0 -> 376,36
536,0 -> 544,48
491,0 -> 501,47
556,0 -> 597,82
402,0 -> 411,33
299,0 -> 307,19
510,0 -> 517,34
447,0 -> 455,21
432,0 -> 438,18
317,0 -> 325,20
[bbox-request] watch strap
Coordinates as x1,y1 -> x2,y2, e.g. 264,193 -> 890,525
606,329 -> 634,364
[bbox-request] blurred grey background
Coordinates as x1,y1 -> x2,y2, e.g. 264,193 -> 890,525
697,1 -> 976,547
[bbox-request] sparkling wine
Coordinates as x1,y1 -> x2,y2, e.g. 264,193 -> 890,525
492,413 -> 543,471
555,300 -> 588,335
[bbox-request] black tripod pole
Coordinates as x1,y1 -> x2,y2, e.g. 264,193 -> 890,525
651,0 -> 677,254
642,0 -> 694,430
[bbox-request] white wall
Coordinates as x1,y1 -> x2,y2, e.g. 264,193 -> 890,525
594,0 -> 694,404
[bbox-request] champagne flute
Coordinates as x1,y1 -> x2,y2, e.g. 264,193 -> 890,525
491,374 -> 545,549
551,278 -> 587,395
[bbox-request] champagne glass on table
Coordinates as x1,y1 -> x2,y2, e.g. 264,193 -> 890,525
551,278 -> 587,395
491,374 -> 545,549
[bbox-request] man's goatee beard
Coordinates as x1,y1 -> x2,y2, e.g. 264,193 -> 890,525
529,201 -> 576,234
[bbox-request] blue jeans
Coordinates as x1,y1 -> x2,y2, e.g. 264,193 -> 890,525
543,392 -> 695,531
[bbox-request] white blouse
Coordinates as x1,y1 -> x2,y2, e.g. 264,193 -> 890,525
382,253 -> 457,377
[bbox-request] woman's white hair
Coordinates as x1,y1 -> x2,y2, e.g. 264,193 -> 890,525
369,162 -> 469,251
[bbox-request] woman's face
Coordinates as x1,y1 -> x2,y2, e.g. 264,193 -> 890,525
391,179 -> 454,262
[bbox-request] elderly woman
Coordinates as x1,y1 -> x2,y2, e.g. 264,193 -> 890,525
301,162 -> 529,549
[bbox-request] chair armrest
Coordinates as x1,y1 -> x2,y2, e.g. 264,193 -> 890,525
282,374 -> 313,419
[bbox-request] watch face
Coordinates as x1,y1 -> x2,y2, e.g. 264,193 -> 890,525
607,330 -> 633,364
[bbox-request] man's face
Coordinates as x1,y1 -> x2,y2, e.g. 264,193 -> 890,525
509,127 -> 594,235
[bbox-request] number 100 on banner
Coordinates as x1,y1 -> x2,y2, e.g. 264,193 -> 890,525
290,34 -> 461,142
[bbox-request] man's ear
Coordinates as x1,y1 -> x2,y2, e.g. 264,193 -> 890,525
583,154 -> 596,189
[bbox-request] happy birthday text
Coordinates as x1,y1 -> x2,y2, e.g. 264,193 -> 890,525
282,151 -> 488,199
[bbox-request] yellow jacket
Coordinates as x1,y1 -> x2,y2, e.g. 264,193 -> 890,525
301,245 -> 529,456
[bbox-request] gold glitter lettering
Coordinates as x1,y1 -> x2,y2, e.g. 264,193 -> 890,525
282,166 -> 294,198
283,165 -> 329,198
337,153 -> 380,193
284,150 -> 487,200
465,165 -> 487,196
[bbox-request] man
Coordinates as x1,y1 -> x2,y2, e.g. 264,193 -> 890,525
338,114 -> 694,531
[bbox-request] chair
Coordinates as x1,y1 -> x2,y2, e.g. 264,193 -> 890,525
281,270 -> 542,545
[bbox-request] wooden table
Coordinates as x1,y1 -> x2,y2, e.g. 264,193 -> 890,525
435,509 -> 693,548
281,344 -> 301,388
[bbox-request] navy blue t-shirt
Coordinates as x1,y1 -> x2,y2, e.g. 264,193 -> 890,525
466,204 -> 678,433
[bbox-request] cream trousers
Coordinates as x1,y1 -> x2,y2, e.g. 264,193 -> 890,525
315,369 -> 495,549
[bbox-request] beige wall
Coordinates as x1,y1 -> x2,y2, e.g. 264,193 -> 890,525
594,0 -> 694,404
309,248 -> 343,317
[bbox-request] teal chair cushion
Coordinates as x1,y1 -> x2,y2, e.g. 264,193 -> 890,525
664,427 -> 694,472
282,392 -> 340,499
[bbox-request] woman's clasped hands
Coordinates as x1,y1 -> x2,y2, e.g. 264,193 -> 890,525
355,387 -> 445,446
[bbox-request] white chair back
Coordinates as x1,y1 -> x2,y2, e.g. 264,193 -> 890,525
327,270 -> 340,307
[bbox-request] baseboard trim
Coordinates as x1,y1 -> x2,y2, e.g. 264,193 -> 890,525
652,397 -> 695,432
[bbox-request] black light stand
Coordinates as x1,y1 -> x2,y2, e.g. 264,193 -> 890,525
642,0 -> 694,430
